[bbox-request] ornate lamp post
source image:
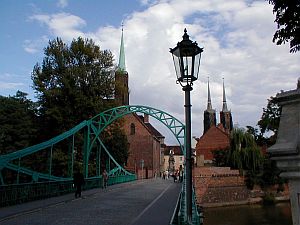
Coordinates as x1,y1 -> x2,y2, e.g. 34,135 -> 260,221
170,28 -> 203,223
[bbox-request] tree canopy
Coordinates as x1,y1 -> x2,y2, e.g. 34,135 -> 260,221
0,91 -> 38,154
212,127 -> 263,172
257,96 -> 281,145
227,127 -> 263,172
32,37 -> 116,138
268,0 -> 300,53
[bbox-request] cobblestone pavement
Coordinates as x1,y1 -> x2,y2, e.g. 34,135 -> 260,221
0,179 -> 181,225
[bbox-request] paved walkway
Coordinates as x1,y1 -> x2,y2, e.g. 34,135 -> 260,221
0,178 -> 181,225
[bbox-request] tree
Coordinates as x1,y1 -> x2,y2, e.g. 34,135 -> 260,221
31,37 -> 129,168
257,97 -> 281,145
212,148 -> 229,167
268,0 -> 300,53
0,91 -> 38,154
260,155 -> 286,191
227,127 -> 263,172
32,37 -> 116,139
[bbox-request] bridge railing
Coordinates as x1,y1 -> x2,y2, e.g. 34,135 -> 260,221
0,174 -> 137,207
170,181 -> 203,225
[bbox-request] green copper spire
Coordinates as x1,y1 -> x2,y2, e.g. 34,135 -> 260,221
118,24 -> 126,72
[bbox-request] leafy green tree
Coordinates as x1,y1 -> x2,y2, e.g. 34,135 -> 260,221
227,127 -> 263,172
260,156 -> 285,190
212,148 -> 229,167
0,91 -> 38,154
268,0 -> 300,53
31,37 -> 129,168
257,97 -> 281,145
32,37 -> 116,139
245,125 -> 266,146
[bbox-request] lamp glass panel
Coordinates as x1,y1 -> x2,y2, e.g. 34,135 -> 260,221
186,55 -> 193,78
172,54 -> 181,80
193,53 -> 201,80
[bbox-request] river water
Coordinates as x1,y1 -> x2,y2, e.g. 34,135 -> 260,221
204,202 -> 292,225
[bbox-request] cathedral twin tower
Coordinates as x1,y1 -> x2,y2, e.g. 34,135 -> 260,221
203,79 -> 233,134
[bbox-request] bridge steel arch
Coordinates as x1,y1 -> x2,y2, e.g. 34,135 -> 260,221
0,105 -> 202,223
0,105 -> 185,184
84,105 -> 186,177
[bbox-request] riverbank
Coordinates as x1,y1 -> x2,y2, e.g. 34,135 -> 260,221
193,167 -> 290,208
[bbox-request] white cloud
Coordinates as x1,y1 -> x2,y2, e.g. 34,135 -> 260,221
57,0 -> 68,8
0,82 -> 24,89
30,13 -> 86,41
23,36 -> 49,54
27,0 -> 300,144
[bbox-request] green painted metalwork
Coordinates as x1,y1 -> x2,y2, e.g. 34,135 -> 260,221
0,104 -> 203,223
84,105 -> 186,175
173,180 -> 202,225
0,105 -> 185,185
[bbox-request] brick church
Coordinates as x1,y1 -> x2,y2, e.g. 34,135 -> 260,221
195,79 -> 233,166
114,28 -> 165,179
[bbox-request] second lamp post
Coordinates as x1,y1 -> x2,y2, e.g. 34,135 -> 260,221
170,28 -> 203,224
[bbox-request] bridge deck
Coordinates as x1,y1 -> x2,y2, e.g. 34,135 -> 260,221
0,178 -> 181,225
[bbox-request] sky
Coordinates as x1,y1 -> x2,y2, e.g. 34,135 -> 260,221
1,0 -> 300,145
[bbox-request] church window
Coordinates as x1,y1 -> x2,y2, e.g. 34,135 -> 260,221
130,123 -> 135,135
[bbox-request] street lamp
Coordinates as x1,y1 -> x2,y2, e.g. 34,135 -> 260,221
170,28 -> 203,224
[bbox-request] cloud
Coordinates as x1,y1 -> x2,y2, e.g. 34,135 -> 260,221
23,36 -> 49,54
112,0 -> 299,143
27,0 -> 300,144
30,13 -> 86,41
0,81 -> 24,90
57,0 -> 68,8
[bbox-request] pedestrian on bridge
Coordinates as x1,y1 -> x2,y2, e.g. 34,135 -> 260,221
102,169 -> 108,189
73,171 -> 85,198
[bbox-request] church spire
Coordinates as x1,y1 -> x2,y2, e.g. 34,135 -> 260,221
222,78 -> 228,112
118,23 -> 126,72
203,77 -> 216,134
115,22 -> 129,105
207,77 -> 212,110
220,78 -> 233,133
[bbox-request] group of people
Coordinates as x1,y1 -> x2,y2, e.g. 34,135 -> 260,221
172,170 -> 183,183
73,169 -> 109,198
161,169 -> 183,182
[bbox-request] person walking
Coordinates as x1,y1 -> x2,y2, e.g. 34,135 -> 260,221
73,170 -> 85,198
102,169 -> 108,189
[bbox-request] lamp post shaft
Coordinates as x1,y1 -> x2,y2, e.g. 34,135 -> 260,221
184,85 -> 193,224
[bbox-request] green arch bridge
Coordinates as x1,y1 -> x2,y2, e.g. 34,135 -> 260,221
0,105 -> 201,224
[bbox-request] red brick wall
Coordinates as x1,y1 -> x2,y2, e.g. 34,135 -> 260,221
193,167 -> 249,205
123,114 -> 160,178
195,126 -> 230,161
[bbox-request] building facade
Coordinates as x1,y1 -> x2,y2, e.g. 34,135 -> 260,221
122,114 -> 164,178
163,145 -> 184,174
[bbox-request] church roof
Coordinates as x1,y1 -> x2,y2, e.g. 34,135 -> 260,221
136,114 -> 164,139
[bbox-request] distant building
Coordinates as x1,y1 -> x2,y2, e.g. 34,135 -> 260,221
195,79 -> 232,165
163,146 -> 184,173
